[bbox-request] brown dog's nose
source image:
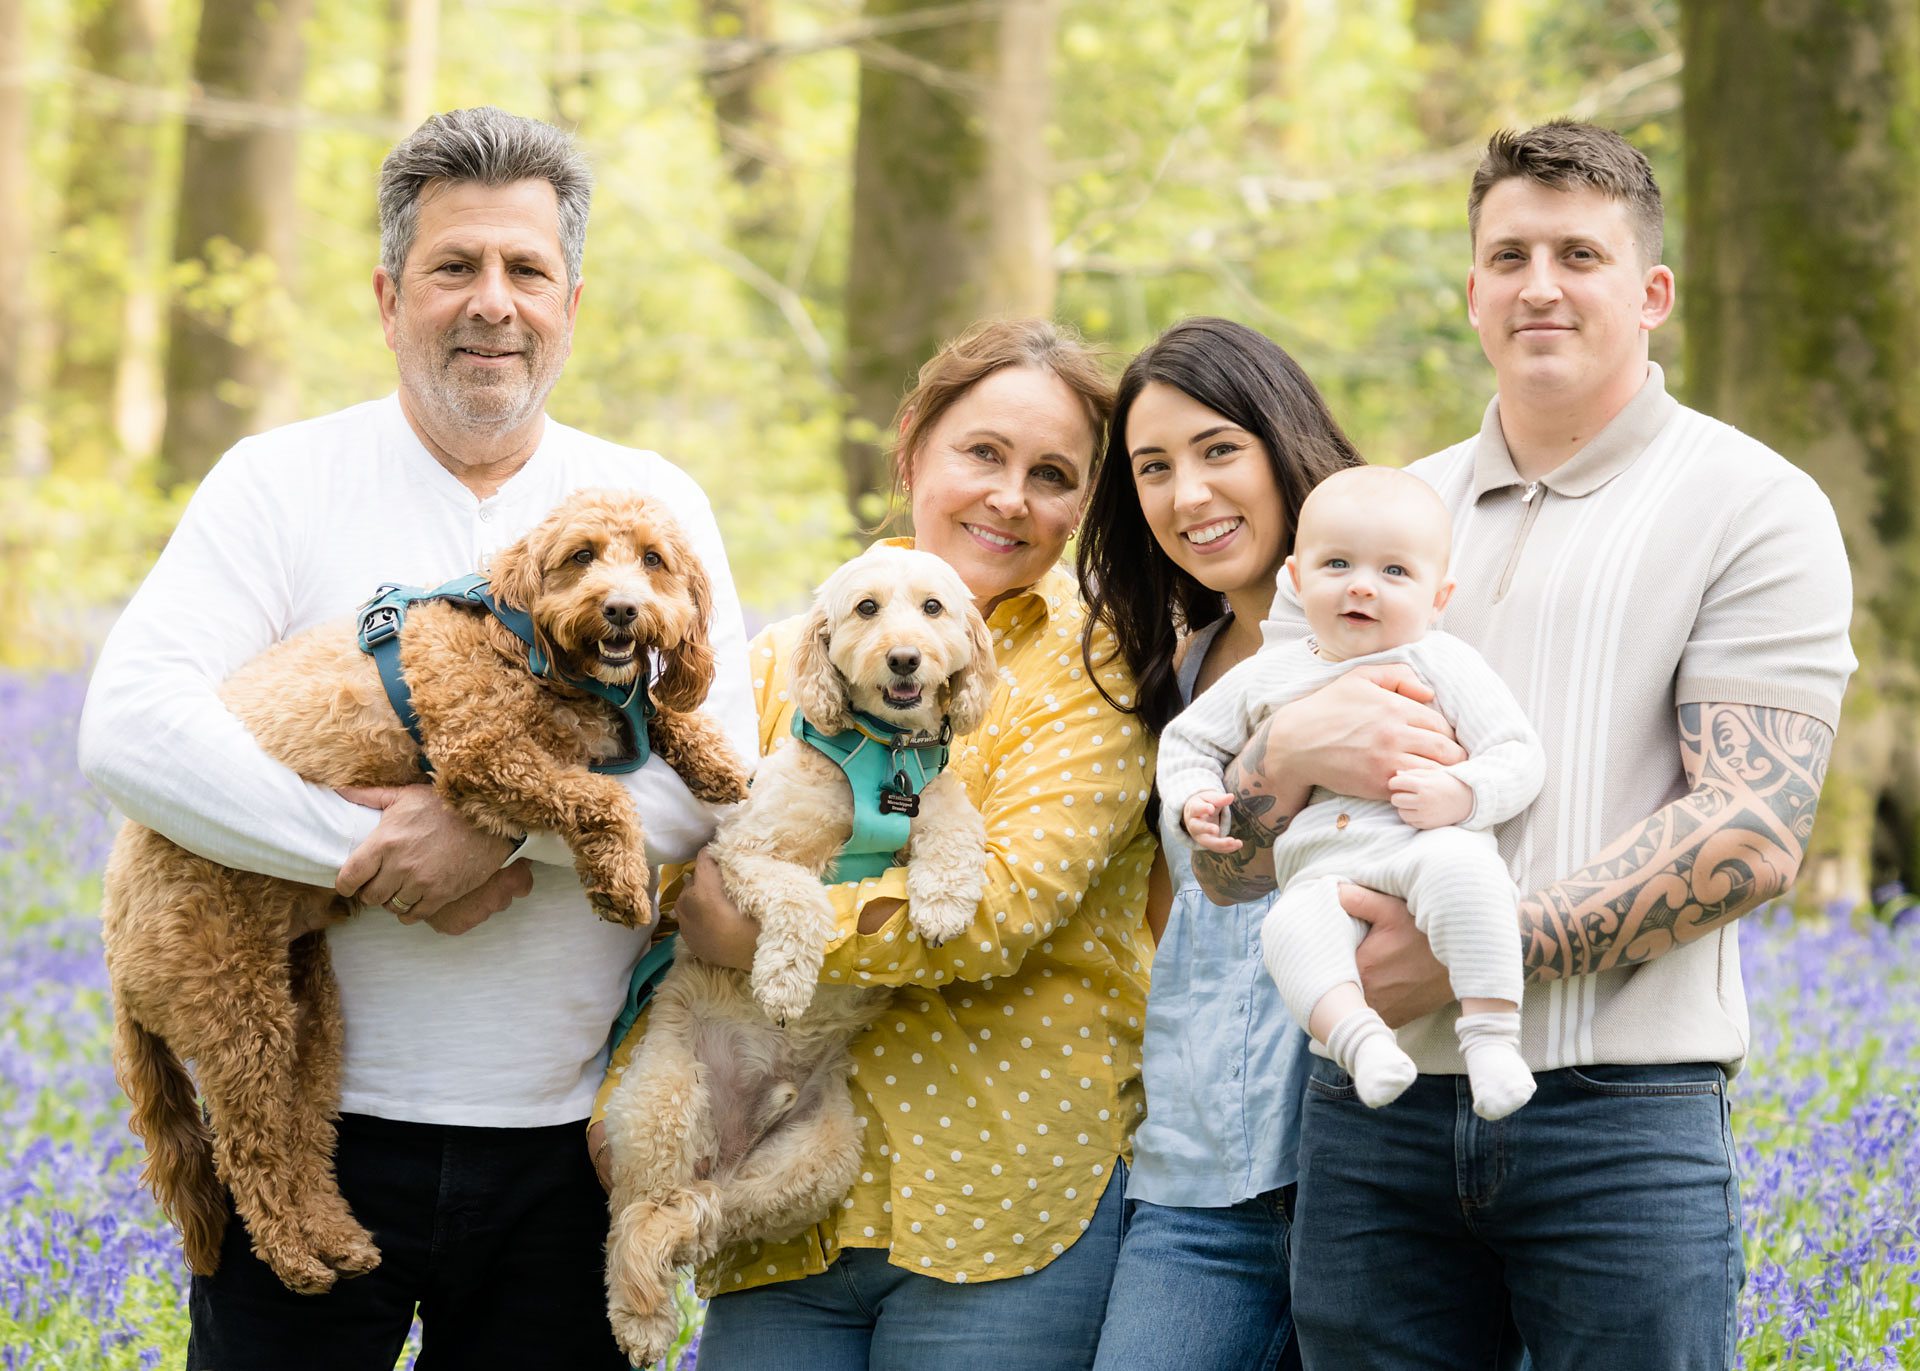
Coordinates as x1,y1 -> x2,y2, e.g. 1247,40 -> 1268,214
603,597 -> 639,628
888,648 -> 921,676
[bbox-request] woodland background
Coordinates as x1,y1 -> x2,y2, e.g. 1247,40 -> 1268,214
1,0 -> 1916,909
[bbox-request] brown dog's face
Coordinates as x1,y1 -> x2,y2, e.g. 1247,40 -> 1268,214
791,546 -> 996,739
487,489 -> 716,710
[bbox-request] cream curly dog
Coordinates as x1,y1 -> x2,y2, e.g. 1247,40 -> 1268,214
101,488 -> 749,1296
601,544 -> 996,1366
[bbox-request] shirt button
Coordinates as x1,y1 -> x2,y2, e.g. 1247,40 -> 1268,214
1335,813 -> 1350,830
478,506 -> 493,522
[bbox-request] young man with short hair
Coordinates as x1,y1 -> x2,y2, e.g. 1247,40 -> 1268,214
1199,120 -> 1855,1369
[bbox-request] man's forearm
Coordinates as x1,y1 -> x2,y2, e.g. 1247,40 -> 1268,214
1520,703 -> 1833,982
1191,721 -> 1297,904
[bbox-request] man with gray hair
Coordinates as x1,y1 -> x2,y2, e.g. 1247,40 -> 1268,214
80,107 -> 756,1369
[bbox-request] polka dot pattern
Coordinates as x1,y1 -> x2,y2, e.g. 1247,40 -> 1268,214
685,561 -> 1153,1294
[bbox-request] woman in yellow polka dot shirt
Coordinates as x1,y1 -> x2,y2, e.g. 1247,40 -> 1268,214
597,319 -> 1157,1368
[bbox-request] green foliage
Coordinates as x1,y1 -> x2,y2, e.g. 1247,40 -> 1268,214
6,0 -> 1689,663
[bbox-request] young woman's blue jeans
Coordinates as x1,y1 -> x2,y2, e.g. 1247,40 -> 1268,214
1091,1190 -> 1304,1371
1289,1058 -> 1743,1371
695,1163 -> 1126,1370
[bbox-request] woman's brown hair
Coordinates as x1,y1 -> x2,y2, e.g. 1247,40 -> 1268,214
879,319 -> 1115,525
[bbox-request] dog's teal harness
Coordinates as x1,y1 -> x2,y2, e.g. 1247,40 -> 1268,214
792,710 -> 952,882
604,712 -> 952,1052
609,929 -> 681,1052
355,572 -> 655,776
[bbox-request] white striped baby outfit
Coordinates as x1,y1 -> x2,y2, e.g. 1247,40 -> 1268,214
1159,632 -> 1546,1032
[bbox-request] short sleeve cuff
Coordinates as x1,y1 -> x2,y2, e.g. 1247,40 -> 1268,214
1674,675 -> 1845,732
819,868 -> 914,981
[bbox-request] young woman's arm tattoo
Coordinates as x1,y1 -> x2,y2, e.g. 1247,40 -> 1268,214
1520,702 -> 1833,982
1191,721 -> 1290,904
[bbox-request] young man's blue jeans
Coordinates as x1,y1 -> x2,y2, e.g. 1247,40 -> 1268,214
1289,1058 -> 1743,1371
1091,1190 -> 1304,1371
696,1162 -> 1125,1370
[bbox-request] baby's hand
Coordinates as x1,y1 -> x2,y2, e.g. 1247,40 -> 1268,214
1182,791 -> 1242,853
1387,768 -> 1475,830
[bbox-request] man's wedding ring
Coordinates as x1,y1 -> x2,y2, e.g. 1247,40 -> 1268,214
390,895 -> 418,915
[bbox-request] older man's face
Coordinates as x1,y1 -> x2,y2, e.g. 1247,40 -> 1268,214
376,177 -> 581,448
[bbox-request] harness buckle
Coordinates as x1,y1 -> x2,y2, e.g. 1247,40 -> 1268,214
361,604 -> 402,647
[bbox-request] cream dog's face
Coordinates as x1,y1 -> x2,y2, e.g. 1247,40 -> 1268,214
792,546 -> 996,739
487,489 -> 716,710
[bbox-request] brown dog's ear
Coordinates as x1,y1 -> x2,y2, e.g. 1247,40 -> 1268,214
488,523 -> 547,614
789,601 -> 852,733
944,604 -> 998,737
654,544 -> 717,712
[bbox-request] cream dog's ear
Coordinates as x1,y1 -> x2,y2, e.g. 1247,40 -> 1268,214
654,532 -> 717,713
944,604 -> 997,737
789,601 -> 852,733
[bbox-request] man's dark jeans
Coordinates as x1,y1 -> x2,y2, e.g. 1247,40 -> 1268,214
1290,1058 -> 1743,1371
187,1112 -> 628,1370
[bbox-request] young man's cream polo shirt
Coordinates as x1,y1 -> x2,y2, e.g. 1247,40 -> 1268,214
1266,363 -> 1855,1073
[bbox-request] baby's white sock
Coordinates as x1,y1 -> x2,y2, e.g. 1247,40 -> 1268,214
1325,1007 -> 1417,1109
1455,1012 -> 1534,1120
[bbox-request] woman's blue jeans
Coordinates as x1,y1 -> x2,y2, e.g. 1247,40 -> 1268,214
1092,1190 -> 1304,1371
1289,1057 -> 1743,1371
695,1162 -> 1126,1370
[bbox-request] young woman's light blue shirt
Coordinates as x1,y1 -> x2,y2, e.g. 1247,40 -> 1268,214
1126,614 -> 1314,1207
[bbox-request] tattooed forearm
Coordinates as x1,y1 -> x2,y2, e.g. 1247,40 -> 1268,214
1520,703 -> 1833,983
1191,718 -> 1293,904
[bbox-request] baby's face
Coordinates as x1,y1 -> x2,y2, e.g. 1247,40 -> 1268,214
1289,493 -> 1453,661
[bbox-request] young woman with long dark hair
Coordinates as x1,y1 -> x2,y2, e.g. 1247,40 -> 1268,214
1077,317 -> 1364,1371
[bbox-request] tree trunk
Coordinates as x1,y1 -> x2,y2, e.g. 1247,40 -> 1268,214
698,0 -> 796,289
840,0 -> 1057,519
1408,0 -> 1483,144
49,0 -> 167,477
0,0 -> 30,473
159,0 -> 313,486
1682,0 -> 1920,906
386,0 -> 438,129
699,0 -> 777,191
549,11 -> 591,128
1244,0 -> 1302,164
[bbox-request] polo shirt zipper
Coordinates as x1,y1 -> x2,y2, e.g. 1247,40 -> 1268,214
1494,481 -> 1543,603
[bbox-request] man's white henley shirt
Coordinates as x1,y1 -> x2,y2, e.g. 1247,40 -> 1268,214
80,395 -> 758,1126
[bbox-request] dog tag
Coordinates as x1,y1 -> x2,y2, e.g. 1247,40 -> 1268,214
879,778 -> 920,818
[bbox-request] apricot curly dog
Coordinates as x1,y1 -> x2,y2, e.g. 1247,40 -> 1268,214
601,545 -> 994,1365
101,488 -> 749,1295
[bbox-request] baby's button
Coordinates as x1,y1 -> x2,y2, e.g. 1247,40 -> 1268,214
1335,813 -> 1351,830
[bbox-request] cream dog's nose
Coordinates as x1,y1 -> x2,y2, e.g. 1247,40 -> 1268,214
888,648 -> 921,676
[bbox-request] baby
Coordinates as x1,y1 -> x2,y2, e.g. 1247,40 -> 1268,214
1158,466 -> 1545,1120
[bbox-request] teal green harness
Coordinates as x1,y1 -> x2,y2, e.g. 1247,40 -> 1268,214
603,712 -> 952,1052
609,929 -> 681,1052
355,572 -> 655,776
792,710 -> 952,882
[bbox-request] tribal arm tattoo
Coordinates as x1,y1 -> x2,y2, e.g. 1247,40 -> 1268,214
1191,718 -> 1294,905
1519,702 -> 1833,983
